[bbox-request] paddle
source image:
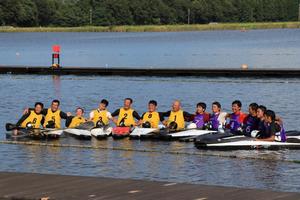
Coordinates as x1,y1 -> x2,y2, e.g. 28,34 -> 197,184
5,123 -> 20,131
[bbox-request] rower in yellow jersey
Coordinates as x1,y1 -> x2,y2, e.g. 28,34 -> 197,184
162,100 -> 193,130
42,100 -> 70,128
24,99 -> 70,129
89,99 -> 112,127
15,102 -> 44,135
66,107 -> 87,128
141,100 -> 163,128
112,98 -> 142,127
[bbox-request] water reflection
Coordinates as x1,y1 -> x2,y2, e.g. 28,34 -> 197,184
52,75 -> 61,99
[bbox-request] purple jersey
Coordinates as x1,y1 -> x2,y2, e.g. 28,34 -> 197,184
209,113 -> 220,130
193,114 -> 205,129
229,113 -> 245,133
243,115 -> 259,135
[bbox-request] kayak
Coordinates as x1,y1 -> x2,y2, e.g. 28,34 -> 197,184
63,128 -> 92,140
157,128 -> 217,140
195,139 -> 300,150
112,127 -> 132,139
129,127 -> 159,139
91,127 -> 112,139
194,131 -> 300,150
6,128 -> 63,140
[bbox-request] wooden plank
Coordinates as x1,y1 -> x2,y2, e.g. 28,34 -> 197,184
0,172 -> 299,200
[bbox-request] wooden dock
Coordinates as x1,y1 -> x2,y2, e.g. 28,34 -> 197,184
1,65 -> 300,77
0,172 -> 299,200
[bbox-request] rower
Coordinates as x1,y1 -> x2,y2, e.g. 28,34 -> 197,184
25,99 -> 70,128
187,102 -> 209,129
111,98 -> 142,127
162,100 -> 193,131
16,102 -> 44,133
243,103 -> 259,136
226,100 -> 247,134
66,107 -> 87,128
89,99 -> 112,127
141,100 -> 164,128
42,100 -> 70,128
256,110 -> 286,142
209,101 -> 227,131
256,105 -> 267,134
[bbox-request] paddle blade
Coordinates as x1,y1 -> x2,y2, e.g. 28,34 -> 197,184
5,123 -> 18,131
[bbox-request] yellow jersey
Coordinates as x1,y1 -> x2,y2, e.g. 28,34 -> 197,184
142,111 -> 160,128
167,110 -> 185,130
21,110 -> 43,129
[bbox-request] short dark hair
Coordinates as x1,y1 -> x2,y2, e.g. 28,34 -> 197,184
76,107 -> 84,113
149,100 -> 157,106
265,110 -> 276,121
232,100 -> 242,108
125,98 -> 133,104
249,103 -> 258,111
258,105 -> 267,113
52,99 -> 60,106
101,99 -> 109,107
212,101 -> 221,109
35,102 -> 44,109
197,102 -> 207,110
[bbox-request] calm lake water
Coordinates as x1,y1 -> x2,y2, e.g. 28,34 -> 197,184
1,29 -> 300,68
1,75 -> 300,192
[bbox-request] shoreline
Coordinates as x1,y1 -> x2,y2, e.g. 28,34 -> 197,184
1,22 -> 300,33
1,65 -> 300,77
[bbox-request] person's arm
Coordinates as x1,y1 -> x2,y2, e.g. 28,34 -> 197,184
275,116 -> 283,125
256,122 -> 278,141
133,111 -> 142,126
41,109 -> 48,115
133,111 -> 141,120
16,113 -> 30,127
106,111 -> 113,120
256,135 -> 276,141
204,113 -> 210,123
60,111 -> 69,119
111,109 -> 120,117
158,112 -> 165,122
89,111 -> 94,121
161,111 -> 171,126
65,116 -> 74,128
41,116 -> 45,128
183,111 -> 194,122
111,109 -> 120,125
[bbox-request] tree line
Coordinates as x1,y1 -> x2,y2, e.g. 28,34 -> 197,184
0,0 -> 298,27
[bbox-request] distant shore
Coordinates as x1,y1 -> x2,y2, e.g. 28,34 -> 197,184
1,22 -> 300,32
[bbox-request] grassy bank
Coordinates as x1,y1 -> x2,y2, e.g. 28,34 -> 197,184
1,22 -> 300,32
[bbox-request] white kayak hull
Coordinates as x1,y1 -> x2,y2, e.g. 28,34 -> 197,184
64,128 -> 92,140
169,129 -> 217,138
130,127 -> 159,138
91,127 -> 112,139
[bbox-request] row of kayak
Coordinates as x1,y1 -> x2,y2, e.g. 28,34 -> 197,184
5,123 -> 300,150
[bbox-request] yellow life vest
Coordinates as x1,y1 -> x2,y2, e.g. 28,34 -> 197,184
142,111 -> 160,128
44,108 -> 61,128
92,109 -> 109,125
167,110 -> 185,130
68,116 -> 86,128
21,110 -> 43,128
117,108 -> 135,127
